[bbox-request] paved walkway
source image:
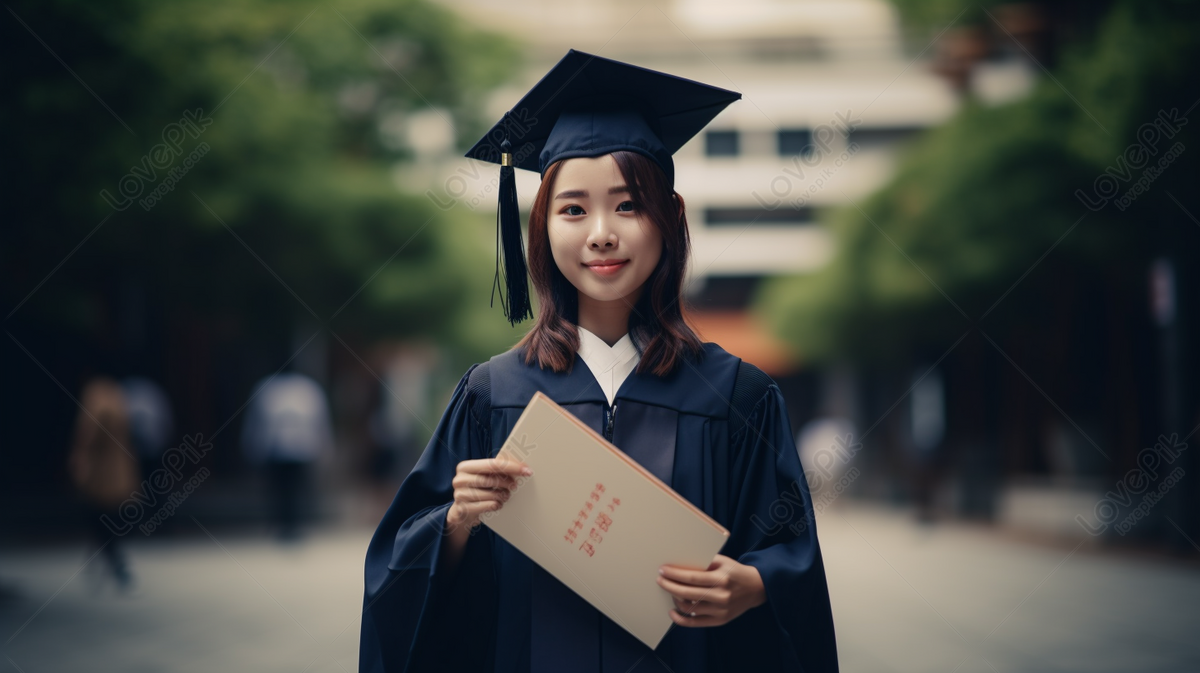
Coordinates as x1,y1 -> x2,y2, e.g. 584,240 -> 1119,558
1,504 -> 1197,672
819,506 -> 1200,673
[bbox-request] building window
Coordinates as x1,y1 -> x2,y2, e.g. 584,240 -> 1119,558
704,206 -> 812,226
688,275 -> 762,310
705,130 -> 739,157
845,126 -> 923,148
777,129 -> 813,157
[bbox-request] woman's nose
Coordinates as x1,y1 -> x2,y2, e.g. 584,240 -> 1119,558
588,217 -> 618,249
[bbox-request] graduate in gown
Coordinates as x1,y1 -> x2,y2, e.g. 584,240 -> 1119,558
359,49 -> 839,673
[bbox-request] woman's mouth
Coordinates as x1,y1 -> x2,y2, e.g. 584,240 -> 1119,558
583,259 -> 629,276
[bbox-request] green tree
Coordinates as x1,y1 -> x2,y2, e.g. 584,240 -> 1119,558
756,0 -> 1199,364
3,0 -> 523,363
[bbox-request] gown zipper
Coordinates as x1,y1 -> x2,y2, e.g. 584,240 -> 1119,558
603,400 -> 618,442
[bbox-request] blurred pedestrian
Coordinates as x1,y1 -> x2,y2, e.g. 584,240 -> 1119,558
121,376 -> 175,490
797,417 -> 858,498
67,377 -> 140,592
240,371 -> 333,542
908,365 -> 946,524
365,346 -> 436,485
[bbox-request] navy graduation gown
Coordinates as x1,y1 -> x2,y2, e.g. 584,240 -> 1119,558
359,342 -> 839,673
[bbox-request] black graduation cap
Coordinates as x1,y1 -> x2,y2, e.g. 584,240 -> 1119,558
464,48 -> 742,326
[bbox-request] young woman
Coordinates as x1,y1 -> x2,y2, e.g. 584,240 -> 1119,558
359,50 -> 838,673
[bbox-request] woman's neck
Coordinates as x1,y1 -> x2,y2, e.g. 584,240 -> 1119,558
576,287 -> 640,347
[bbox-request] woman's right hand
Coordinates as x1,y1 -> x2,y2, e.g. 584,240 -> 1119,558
446,458 -> 533,531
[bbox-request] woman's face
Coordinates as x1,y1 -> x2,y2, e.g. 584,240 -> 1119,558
545,154 -> 663,306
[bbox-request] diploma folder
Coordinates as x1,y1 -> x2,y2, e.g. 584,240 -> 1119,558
481,391 -> 730,650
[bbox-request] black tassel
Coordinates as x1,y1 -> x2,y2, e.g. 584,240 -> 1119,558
491,133 -> 532,326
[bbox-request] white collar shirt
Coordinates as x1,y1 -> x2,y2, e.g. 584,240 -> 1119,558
575,325 -> 640,407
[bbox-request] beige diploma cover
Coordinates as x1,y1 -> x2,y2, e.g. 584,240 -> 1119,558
480,391 -> 731,650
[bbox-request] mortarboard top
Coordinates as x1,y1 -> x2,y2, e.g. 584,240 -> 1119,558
464,48 -> 741,326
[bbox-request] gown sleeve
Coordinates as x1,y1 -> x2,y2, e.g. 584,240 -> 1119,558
358,363 -> 498,673
710,382 -> 840,673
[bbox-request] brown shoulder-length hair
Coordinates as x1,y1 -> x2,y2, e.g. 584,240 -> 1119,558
513,150 -> 705,377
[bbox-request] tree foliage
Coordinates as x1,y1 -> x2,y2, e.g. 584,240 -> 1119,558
3,0 -> 523,361
756,0 -> 1200,365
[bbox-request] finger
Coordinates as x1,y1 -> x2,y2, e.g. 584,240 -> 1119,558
466,458 -> 532,476
672,596 -> 717,617
668,608 -> 720,627
659,564 -> 725,588
455,487 -> 510,503
447,500 -> 502,528
656,576 -> 724,603
454,472 -> 516,491
467,499 -> 504,514
469,473 -> 518,490
706,554 -> 730,571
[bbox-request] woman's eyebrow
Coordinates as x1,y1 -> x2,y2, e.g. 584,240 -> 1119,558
554,185 -> 630,200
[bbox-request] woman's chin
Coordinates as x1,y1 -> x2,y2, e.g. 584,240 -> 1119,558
577,284 -> 636,306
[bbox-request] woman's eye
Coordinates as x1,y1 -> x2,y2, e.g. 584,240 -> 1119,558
617,200 -> 636,212
564,205 -> 585,216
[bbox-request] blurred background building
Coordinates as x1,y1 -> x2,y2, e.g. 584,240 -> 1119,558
3,0 -> 1198,550
417,0 -> 962,375
2,0 -> 1198,602
417,0 -> 1199,549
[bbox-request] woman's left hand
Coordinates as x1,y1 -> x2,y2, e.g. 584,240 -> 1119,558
656,554 -> 767,627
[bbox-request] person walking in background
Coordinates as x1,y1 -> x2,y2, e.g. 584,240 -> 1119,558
240,371 -> 334,542
68,377 -> 141,592
120,376 -> 175,496
365,345 -> 437,485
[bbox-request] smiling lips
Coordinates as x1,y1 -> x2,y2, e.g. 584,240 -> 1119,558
583,258 -> 630,276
